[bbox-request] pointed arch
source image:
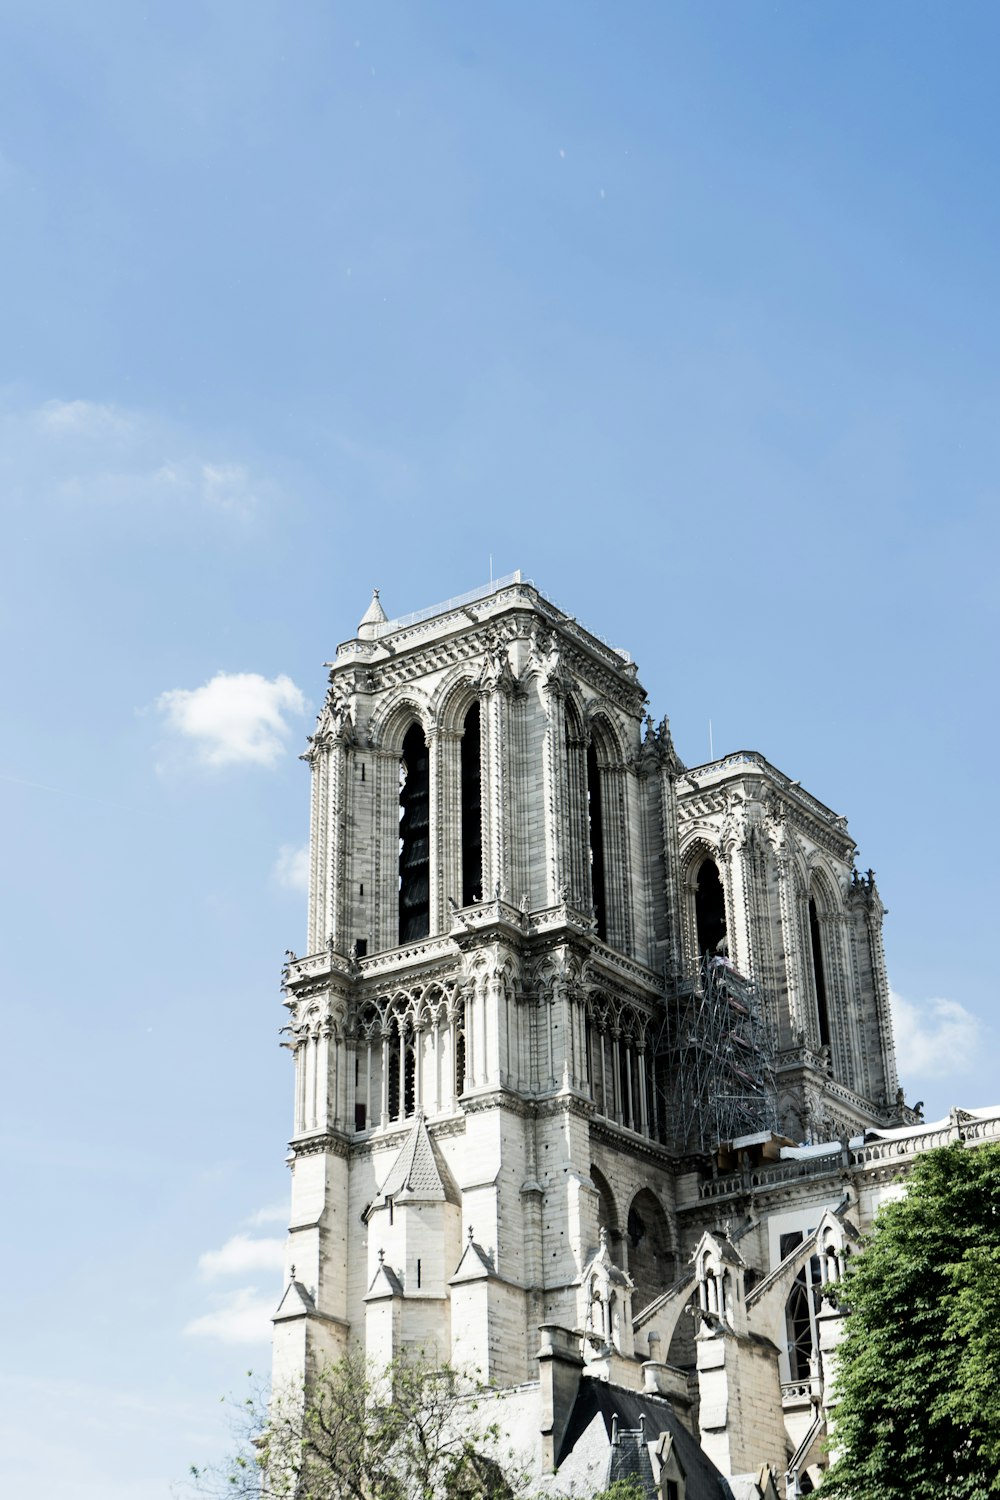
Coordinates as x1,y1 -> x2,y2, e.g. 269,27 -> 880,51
626,1187 -> 675,1312
460,700 -> 483,906
590,1163 -> 621,1252
432,670 -> 481,736
584,711 -> 629,948
399,721 -> 430,942
367,691 -> 432,753
690,851 -> 727,960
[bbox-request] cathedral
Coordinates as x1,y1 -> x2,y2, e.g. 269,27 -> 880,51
271,574 -> 997,1497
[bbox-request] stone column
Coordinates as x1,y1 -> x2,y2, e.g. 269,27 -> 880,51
307,732 -> 348,954
429,729 -> 461,932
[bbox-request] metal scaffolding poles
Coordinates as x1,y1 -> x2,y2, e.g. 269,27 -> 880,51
656,957 -> 778,1154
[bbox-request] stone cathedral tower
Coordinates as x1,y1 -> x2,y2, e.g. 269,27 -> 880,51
273,575 -> 912,1486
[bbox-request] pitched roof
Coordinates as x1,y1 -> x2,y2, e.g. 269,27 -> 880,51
375,1114 -> 460,1205
450,1233 -> 497,1284
558,1381 -> 734,1500
365,1253 -> 405,1299
273,1277 -> 316,1321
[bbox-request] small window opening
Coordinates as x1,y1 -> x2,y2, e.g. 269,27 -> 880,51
695,857 -> 727,959
618,1044 -> 631,1127
360,762 -> 366,781
355,937 -> 368,958
388,1035 -> 400,1120
455,1018 -> 466,1096
404,1036 -> 416,1118
586,742 -> 607,941
780,1230 -> 805,1261
460,702 -> 483,906
399,723 -> 430,942
809,898 -> 830,1048
359,881 -> 364,896
416,1258 -> 422,1288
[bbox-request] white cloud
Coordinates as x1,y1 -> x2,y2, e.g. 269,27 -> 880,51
273,841 -> 310,892
0,394 -> 275,523
198,1233 -> 285,1280
890,989 -> 982,1080
155,671 -> 306,768
184,1287 -> 275,1345
36,397 -> 134,436
244,1202 -> 288,1227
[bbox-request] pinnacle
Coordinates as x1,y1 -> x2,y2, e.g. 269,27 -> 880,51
358,587 -> 388,636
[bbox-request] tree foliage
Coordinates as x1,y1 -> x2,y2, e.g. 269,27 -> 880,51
590,1483 -> 646,1500
186,1351 -> 526,1500
820,1140 -> 1000,1499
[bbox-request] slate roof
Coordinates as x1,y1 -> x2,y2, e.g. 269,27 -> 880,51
558,1381 -> 735,1500
358,588 -> 388,630
450,1234 -> 497,1284
374,1114 -> 460,1205
273,1277 -> 316,1320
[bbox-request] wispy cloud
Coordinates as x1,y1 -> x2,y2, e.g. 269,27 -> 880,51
0,394 -> 276,524
155,671 -> 306,768
184,1287 -> 276,1346
199,1234 -> 285,1280
890,989 -> 982,1080
244,1202 -> 288,1228
272,842 -> 310,892
36,397 -> 134,436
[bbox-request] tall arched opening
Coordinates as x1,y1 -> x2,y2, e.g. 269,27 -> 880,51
626,1188 -> 674,1312
399,722 -> 430,942
695,856 -> 727,958
586,740 -> 607,941
808,896 -> 830,1048
460,701 -> 482,906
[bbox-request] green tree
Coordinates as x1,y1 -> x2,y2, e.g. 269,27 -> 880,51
820,1140 -> 1000,1499
590,1483 -> 646,1500
186,1351 -> 526,1500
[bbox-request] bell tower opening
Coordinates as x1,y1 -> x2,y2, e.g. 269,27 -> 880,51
695,856 -> 727,958
460,701 -> 482,907
586,741 -> 607,941
399,722 -> 430,943
809,897 -> 830,1047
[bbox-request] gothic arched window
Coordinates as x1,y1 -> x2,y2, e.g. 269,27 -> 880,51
695,857 -> 727,959
784,1253 -> 823,1381
460,702 -> 482,906
586,740 -> 608,941
808,897 -> 831,1048
399,723 -> 430,943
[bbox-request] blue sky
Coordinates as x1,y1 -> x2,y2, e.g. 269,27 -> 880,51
1,4 -> 997,1494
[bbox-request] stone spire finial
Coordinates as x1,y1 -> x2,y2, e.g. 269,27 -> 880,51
467,1225 -> 474,1243
378,1247 -> 385,1265
358,587 -> 388,640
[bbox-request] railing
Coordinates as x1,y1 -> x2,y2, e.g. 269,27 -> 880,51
683,751 -> 845,827
849,1110 -> 1000,1165
699,1153 -> 844,1201
285,934 -> 460,986
373,573 -> 525,635
781,1381 -> 816,1405
348,572 -> 637,673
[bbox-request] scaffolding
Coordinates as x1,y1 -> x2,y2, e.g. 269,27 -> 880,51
657,957 -> 778,1155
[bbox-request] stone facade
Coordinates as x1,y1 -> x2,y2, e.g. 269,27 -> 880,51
271,575 -> 995,1497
